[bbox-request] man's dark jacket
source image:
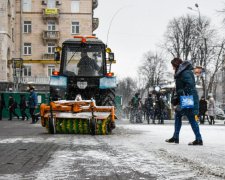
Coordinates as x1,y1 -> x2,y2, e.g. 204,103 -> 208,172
174,61 -> 199,115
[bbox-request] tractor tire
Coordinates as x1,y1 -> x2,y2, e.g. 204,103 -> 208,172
100,89 -> 116,106
90,118 -> 96,135
49,117 -> 56,134
107,121 -> 116,134
107,122 -> 112,134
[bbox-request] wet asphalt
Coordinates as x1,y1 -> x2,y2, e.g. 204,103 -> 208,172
0,118 -> 224,180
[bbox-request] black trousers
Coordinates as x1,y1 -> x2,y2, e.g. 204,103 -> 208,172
9,109 -> 19,120
29,108 -> 36,123
154,109 -> 164,124
0,108 -> 3,120
199,112 -> 207,124
209,116 -> 215,124
21,108 -> 29,120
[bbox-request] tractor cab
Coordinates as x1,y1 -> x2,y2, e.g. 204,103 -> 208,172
50,36 -> 116,105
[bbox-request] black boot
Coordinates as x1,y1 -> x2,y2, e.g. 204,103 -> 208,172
165,137 -> 179,144
188,140 -> 203,146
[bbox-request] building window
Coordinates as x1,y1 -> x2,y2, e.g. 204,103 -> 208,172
48,65 -> 55,76
23,66 -> 31,77
47,0 -> 56,8
71,21 -> 79,34
23,43 -> 32,55
47,21 -> 56,31
23,21 -> 32,33
71,0 -> 80,13
23,0 -> 32,12
47,43 -> 55,54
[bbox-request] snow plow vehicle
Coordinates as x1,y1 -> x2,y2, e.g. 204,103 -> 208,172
40,36 -> 117,135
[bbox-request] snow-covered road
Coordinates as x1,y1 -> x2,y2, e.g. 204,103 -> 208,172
0,119 -> 225,179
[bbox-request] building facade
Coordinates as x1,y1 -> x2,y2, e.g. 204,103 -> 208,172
0,0 -> 98,91
0,0 -> 15,84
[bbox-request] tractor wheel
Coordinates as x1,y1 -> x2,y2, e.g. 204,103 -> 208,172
100,89 -> 116,106
49,117 -> 56,134
90,118 -> 96,135
107,123 -> 112,134
107,121 -> 116,134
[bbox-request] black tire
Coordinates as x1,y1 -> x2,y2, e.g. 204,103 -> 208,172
99,89 -> 115,106
49,117 -> 56,134
90,118 -> 96,135
107,122 -> 112,134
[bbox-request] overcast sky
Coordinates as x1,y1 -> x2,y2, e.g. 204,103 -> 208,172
94,0 -> 225,79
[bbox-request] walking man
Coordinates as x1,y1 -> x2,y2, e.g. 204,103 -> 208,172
28,86 -> 38,124
144,93 -> 154,124
0,93 -> 6,120
8,95 -> 19,120
165,58 -> 203,145
199,96 -> 208,124
20,94 -> 29,121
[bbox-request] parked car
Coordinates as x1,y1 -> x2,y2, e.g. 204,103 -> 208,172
215,107 -> 225,120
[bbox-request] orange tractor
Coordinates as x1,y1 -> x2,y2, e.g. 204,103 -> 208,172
40,36 -> 117,135
40,99 -> 115,135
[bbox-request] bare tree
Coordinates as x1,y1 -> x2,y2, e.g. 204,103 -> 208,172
204,40 -> 225,94
138,51 -> 166,91
164,14 -> 213,65
116,77 -> 137,105
163,14 -> 225,97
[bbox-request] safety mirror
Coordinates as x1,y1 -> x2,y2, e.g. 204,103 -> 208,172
54,51 -> 60,61
108,52 -> 114,61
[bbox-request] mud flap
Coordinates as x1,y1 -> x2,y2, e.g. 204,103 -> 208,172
49,117 -> 56,134
90,118 -> 96,135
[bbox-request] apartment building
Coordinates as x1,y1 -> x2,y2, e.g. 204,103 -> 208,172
0,0 -> 98,91
0,0 -> 16,83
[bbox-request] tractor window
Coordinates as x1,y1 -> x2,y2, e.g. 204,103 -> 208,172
64,46 -> 104,76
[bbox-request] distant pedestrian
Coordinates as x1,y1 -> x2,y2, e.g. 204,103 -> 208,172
137,97 -> 143,123
28,86 -> 38,124
198,96 -> 208,124
8,95 -> 19,120
19,94 -> 29,121
130,93 -> 140,123
0,93 -> 6,120
144,93 -> 154,124
165,58 -> 203,145
208,93 -> 216,125
153,94 -> 165,124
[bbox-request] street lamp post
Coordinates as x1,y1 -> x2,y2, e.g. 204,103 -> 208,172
223,55 -> 225,105
188,4 -> 207,98
106,6 -> 129,46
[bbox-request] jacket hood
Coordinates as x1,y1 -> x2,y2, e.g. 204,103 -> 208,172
175,61 -> 193,78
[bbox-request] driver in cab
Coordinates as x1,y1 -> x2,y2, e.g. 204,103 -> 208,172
77,51 -> 100,76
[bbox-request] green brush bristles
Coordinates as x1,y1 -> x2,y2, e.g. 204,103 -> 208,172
46,118 -> 112,135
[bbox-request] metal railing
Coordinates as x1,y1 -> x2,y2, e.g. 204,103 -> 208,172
17,77 -> 50,85
43,31 -> 60,40
43,53 -> 54,60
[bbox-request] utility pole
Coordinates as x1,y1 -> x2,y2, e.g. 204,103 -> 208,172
188,3 -> 207,98
223,55 -> 225,106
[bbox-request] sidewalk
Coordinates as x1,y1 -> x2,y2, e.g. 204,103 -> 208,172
120,118 -> 225,125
